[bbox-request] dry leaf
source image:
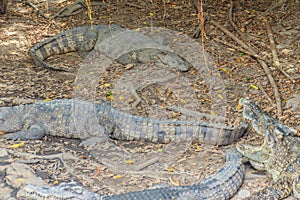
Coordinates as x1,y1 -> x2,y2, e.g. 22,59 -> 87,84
9,142 -> 25,149
113,175 -> 123,179
249,84 -> 258,90
125,160 -> 135,164
168,167 -> 174,172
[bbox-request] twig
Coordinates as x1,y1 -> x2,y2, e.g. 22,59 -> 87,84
257,82 -> 273,104
44,0 -> 105,19
211,20 -> 282,115
7,150 -> 79,175
264,19 -> 295,83
166,105 -> 226,121
264,20 -> 279,67
162,0 -> 167,21
228,0 -> 247,41
0,97 -> 38,104
25,0 -> 49,19
262,0 -> 290,16
124,2 -> 145,9
213,38 -> 266,62
93,165 -> 102,178
129,83 -> 144,110
134,157 -> 159,171
257,59 -> 282,115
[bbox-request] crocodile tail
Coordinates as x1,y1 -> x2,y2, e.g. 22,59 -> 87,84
29,26 -> 99,70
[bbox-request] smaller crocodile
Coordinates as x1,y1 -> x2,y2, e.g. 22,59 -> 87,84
16,148 -> 245,200
240,97 -> 297,137
237,97 -> 300,199
1,99 -> 247,145
29,25 -> 190,72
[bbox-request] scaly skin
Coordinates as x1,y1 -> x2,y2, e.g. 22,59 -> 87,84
29,24 -> 190,72
29,25 -> 125,71
17,148 -> 245,200
237,97 -> 300,199
1,99 -> 247,145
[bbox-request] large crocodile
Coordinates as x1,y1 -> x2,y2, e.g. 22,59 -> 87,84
1,99 -> 247,145
29,24 -> 190,72
237,97 -> 300,199
16,148 -> 245,200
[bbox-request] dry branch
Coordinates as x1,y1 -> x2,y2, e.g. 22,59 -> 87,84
262,0 -> 290,16
213,38 -> 266,62
210,20 -> 282,115
257,82 -> 273,104
264,20 -> 280,67
228,0 -> 247,41
264,19 -> 295,83
134,157 -> 159,171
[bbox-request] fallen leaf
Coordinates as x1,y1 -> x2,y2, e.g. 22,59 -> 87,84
220,67 -> 227,72
60,22 -> 67,27
125,160 -> 135,164
236,104 -> 242,110
249,84 -> 258,90
118,95 -> 124,101
125,64 -> 134,70
16,178 -> 24,183
194,144 -> 202,151
9,142 -> 25,149
113,175 -> 123,179
168,167 -> 174,172
93,165 -> 102,178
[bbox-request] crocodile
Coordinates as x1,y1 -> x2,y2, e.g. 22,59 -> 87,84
1,99 -> 247,145
237,97 -> 300,199
29,24 -> 190,72
16,148 -> 245,200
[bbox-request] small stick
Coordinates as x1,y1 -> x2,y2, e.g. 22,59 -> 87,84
7,151 -> 79,175
257,82 -> 273,104
264,19 -> 295,83
262,0 -> 290,16
264,19 -> 279,67
25,0 -> 49,18
135,157 -> 159,171
228,0 -> 247,41
166,105 -> 226,121
124,2 -> 145,9
213,38 -> 266,62
162,0 -> 167,21
93,165 -> 102,178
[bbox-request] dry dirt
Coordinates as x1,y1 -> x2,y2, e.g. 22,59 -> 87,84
0,0 -> 299,199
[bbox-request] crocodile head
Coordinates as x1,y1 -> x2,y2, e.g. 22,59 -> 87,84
239,97 -> 267,136
239,97 -> 296,137
0,107 -> 22,133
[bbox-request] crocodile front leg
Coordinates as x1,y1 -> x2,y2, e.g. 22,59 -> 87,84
4,124 -> 45,140
248,177 -> 293,200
